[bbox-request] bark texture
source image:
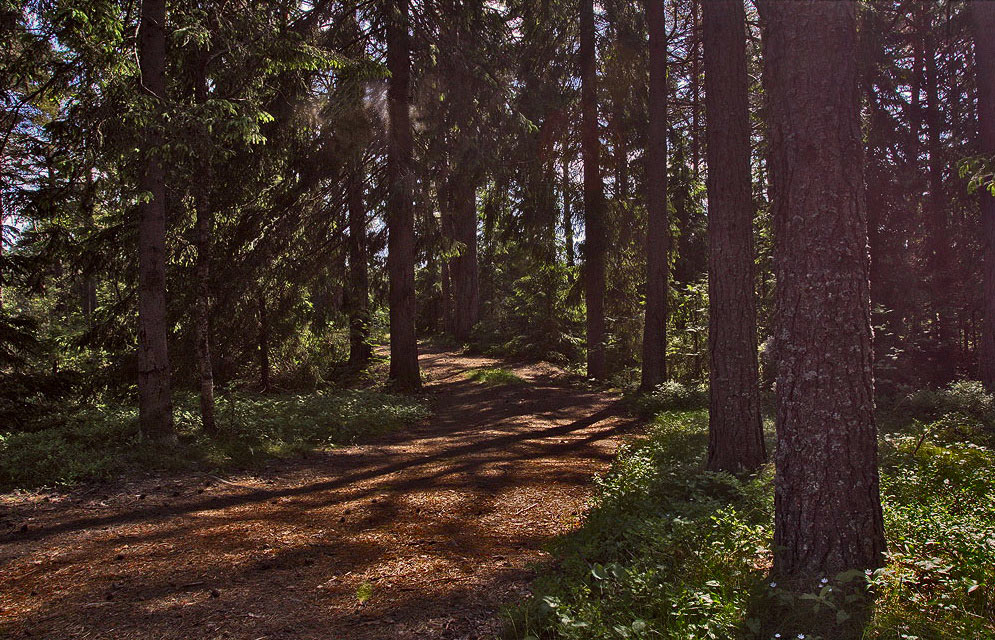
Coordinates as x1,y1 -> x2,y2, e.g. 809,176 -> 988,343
136,0 -> 175,444
973,1 -> 995,392
702,0 -> 764,473
580,0 -> 606,380
640,0 -> 668,390
761,0 -> 885,576
386,0 -> 421,390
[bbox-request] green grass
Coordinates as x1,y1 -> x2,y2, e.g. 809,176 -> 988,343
505,386 -> 995,640
466,367 -> 527,386
0,389 -> 429,492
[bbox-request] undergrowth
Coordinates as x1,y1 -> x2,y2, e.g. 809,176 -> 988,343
466,367 -> 527,386
0,390 -> 429,492
506,383 -> 995,640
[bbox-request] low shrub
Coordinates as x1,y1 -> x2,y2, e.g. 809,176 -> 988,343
506,404 -> 995,640
0,390 -> 429,491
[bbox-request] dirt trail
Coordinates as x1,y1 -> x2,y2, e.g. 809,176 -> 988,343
0,347 -> 639,639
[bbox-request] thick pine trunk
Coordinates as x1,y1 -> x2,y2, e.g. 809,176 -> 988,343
386,0 -> 421,390
702,0 -> 764,473
761,0 -> 885,577
640,0 -> 668,390
136,0 -> 175,444
972,1 -> 995,391
580,0 -> 606,380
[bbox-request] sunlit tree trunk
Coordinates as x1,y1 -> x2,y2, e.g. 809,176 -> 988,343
193,50 -> 216,433
761,0 -> 885,576
136,0 -> 175,444
702,0 -> 764,473
640,0 -> 668,390
386,0 -> 421,390
972,1 -> 995,391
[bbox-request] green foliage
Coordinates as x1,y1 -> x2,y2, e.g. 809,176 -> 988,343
890,381 -> 995,430
466,367 -> 527,385
0,390 -> 428,491
628,380 -> 708,416
506,405 -> 995,640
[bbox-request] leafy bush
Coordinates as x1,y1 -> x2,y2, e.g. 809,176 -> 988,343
628,381 -> 708,416
894,381 -> 995,430
0,390 -> 428,491
507,406 -> 995,640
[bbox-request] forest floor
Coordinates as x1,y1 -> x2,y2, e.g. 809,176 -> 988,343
0,346 -> 641,640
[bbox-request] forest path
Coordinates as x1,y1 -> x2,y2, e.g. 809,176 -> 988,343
0,346 -> 639,639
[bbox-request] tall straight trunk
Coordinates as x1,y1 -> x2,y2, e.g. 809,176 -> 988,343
450,176 -> 479,342
690,0 -> 701,176
446,5 -> 480,344
640,0 -> 668,390
972,1 -> 995,391
580,0 -> 607,380
193,50 -> 216,433
386,0 -> 420,390
136,0 -> 175,444
761,0 -> 885,577
257,290 -> 270,391
348,169 -> 372,366
563,147 -> 574,268
925,27 -> 957,384
82,168 -> 98,319
702,0 -> 764,473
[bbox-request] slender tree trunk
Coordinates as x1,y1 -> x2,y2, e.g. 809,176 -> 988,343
192,50 -> 216,433
761,0 -> 885,577
386,0 -> 421,390
257,290 -> 270,392
82,168 -> 98,319
640,0 -> 668,390
925,27 -> 957,384
972,1 -> 995,391
136,0 -> 175,444
563,147 -> 574,268
702,0 -> 764,473
580,0 -> 607,380
446,6 -> 480,344
348,170 -> 372,366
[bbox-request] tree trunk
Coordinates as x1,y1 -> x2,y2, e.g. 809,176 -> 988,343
82,168 -> 98,319
761,0 -> 885,577
563,147 -> 574,269
257,290 -> 270,392
136,0 -> 175,444
192,49 -> 216,433
386,0 -> 421,390
348,169 -> 372,366
702,0 -> 764,473
972,1 -> 995,391
580,0 -> 607,380
445,6 -> 480,344
640,0 -> 668,390
924,25 -> 957,384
